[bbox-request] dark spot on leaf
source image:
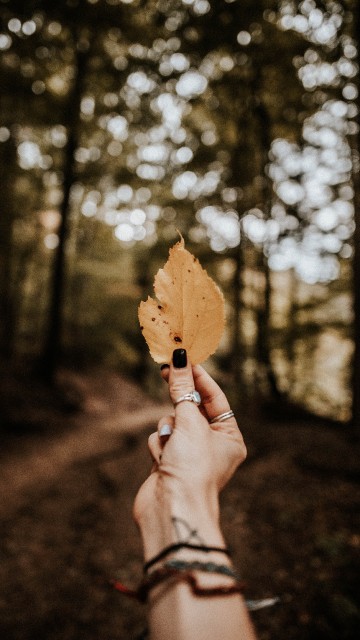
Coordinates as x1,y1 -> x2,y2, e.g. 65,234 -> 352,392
152,318 -> 155,321
187,269 -> 191,273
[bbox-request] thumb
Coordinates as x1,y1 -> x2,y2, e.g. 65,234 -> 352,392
168,348 -> 194,401
169,349 -> 203,426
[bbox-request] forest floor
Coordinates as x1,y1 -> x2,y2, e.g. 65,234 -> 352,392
0,365 -> 359,640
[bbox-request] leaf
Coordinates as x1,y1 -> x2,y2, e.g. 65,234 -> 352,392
138,237 -> 225,364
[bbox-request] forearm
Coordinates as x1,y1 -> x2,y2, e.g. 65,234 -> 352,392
147,574 -> 255,640
137,489 -> 257,640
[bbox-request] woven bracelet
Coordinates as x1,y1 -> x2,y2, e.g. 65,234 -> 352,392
163,559 -> 241,581
143,542 -> 232,573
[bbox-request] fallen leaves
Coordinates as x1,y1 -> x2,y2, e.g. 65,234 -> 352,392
138,237 -> 225,364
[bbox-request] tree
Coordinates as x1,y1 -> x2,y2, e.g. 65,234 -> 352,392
0,0 -> 357,422
351,0 -> 360,430
41,30 -> 93,380
0,134 -> 16,357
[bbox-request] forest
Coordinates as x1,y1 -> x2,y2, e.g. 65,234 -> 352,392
0,0 -> 359,639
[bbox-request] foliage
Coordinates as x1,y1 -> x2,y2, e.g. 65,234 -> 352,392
0,0 -> 358,421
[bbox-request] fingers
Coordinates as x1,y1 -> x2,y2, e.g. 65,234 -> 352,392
148,432 -> 162,466
192,365 -> 232,421
160,364 -> 170,382
148,414 -> 175,467
161,352 -> 235,430
158,414 -> 175,442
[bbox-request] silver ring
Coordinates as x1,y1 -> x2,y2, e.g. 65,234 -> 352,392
174,390 -> 201,406
209,410 -> 235,424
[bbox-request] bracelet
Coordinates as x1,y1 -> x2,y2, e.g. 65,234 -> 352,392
111,572 -> 281,610
112,565 -> 245,603
140,568 -> 245,603
163,559 -> 241,581
143,542 -> 232,573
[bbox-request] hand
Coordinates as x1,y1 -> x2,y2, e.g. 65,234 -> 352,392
132,350 -> 257,640
133,349 -> 247,556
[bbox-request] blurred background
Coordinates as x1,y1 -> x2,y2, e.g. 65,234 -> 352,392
0,0 -> 359,639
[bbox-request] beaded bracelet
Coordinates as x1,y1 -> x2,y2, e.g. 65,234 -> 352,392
163,559 -> 241,581
143,542 -> 232,573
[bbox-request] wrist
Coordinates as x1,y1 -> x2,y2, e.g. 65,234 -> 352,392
135,482 -> 224,562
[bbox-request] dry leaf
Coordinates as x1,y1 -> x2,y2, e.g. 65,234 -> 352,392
138,237 -> 225,364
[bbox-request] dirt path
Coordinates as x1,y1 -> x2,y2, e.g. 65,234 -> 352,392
0,368 -> 171,514
0,369 -> 359,640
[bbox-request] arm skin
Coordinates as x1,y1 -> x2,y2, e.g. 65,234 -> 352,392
133,353 -> 257,640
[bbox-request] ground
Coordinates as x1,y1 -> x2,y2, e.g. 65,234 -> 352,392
0,366 -> 359,640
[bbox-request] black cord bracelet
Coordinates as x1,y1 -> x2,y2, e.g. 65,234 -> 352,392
143,542 -> 232,573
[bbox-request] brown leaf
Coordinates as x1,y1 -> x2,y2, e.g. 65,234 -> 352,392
138,237 -> 225,364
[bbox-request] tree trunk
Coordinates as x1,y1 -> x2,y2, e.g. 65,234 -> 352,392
228,110 -> 252,400
231,230 -> 246,395
253,95 -> 282,400
41,40 -> 91,381
0,136 -> 17,359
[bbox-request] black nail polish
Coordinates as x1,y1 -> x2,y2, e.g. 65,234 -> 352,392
173,349 -> 187,368
160,364 -> 169,370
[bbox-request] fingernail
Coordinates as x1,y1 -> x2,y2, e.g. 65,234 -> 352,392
173,348 -> 187,368
159,424 -> 173,437
160,364 -> 169,370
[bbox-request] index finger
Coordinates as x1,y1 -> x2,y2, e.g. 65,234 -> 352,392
192,365 -> 231,421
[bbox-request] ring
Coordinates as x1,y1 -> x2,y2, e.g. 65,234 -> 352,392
174,390 -> 201,406
209,410 -> 235,424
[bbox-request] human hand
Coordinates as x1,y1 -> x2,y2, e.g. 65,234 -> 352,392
157,349 -> 246,495
133,349 -> 246,557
